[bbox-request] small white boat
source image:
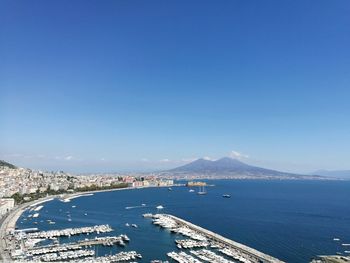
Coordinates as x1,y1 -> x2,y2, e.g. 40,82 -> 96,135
68,218 -> 72,222
131,224 -> 138,228
222,194 -> 231,198
156,205 -> 164,210
141,203 -> 146,206
125,223 -> 130,227
33,213 -> 40,218
84,213 -> 88,216
189,189 -> 195,193
197,186 -> 207,195
333,238 -> 340,241
72,205 -> 76,208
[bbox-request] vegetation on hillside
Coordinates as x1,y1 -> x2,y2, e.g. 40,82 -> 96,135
0,160 -> 17,169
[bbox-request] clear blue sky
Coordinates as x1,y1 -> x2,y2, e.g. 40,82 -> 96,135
1,0 -> 350,173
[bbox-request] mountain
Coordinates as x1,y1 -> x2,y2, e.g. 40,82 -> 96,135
0,160 -> 17,169
312,169 -> 350,179
166,157 -> 318,179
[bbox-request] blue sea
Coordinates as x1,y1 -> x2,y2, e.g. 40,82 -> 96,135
17,180 -> 350,263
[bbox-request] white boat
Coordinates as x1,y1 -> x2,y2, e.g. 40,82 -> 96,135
197,186 -> 207,195
72,205 -> 76,208
189,189 -> 195,193
33,213 -> 39,218
84,213 -> 88,216
68,218 -> 72,222
222,194 -> 231,198
156,205 -> 164,210
125,223 -> 130,227
141,203 -> 146,206
333,238 -> 340,241
131,224 -> 138,228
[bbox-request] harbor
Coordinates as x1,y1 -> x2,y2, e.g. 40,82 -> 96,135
145,213 -> 285,263
1,182 -> 350,262
6,223 -> 137,261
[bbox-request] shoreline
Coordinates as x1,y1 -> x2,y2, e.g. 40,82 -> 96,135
0,184 -> 180,261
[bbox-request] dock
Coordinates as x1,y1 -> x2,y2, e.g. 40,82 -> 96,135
148,214 -> 285,263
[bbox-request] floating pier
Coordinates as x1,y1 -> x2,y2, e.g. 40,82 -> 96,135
27,224 -> 113,239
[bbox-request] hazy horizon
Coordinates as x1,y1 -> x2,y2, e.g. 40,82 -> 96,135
1,0 -> 350,173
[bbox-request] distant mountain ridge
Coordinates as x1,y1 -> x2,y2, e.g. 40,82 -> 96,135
0,160 -> 17,169
166,157 -> 318,179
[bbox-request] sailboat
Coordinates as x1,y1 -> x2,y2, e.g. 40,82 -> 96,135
197,185 -> 207,195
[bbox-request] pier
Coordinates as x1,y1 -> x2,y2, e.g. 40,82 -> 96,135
147,214 -> 285,263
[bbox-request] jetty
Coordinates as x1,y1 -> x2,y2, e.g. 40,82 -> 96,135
146,213 -> 285,263
27,224 -> 113,239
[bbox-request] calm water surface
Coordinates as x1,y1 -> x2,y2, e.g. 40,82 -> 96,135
17,180 -> 350,263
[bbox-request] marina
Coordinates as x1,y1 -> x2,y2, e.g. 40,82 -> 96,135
145,213 -> 285,263
2,180 -> 350,262
27,224 -> 113,239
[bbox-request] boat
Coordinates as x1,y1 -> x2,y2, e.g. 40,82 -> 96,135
333,238 -> 340,241
141,203 -> 146,206
68,218 -> 72,222
197,186 -> 207,195
156,205 -> 164,210
189,189 -> 195,193
72,205 -> 76,208
125,223 -> 130,227
168,187 -> 172,191
142,213 -> 153,218
33,213 -> 39,218
131,224 -> 138,228
222,194 -> 231,198
84,213 -> 88,216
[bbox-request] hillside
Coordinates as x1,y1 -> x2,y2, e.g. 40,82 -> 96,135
0,160 -> 17,169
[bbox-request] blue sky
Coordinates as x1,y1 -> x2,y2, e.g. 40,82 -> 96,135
1,0 -> 350,173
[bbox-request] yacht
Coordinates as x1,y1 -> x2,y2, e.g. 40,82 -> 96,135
222,194 -> 231,198
156,205 -> 164,209
189,189 -> 195,193
125,223 -> 130,227
131,224 -> 138,228
197,186 -> 207,195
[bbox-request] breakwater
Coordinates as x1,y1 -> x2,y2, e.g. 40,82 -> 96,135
149,213 -> 285,263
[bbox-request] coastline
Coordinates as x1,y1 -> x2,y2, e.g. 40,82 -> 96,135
0,184 -> 180,261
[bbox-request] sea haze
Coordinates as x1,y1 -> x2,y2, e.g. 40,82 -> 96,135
17,180 -> 350,263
